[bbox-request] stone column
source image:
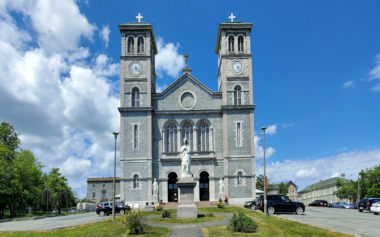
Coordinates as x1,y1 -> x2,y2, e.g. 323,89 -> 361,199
177,177 -> 197,218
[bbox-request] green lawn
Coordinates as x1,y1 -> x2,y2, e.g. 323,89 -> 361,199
0,216 -> 171,237
0,207 -> 352,237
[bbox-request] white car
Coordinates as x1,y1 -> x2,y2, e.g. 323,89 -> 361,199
370,201 -> 380,215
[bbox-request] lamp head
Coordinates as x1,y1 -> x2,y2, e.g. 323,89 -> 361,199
261,126 -> 267,134
113,131 -> 119,140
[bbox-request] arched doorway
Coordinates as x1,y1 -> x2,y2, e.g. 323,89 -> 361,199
168,172 -> 178,202
199,171 -> 209,201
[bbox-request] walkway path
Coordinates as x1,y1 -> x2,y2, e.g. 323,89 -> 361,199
147,213 -> 232,237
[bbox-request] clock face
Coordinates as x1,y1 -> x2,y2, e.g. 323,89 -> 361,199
130,62 -> 141,76
232,61 -> 242,73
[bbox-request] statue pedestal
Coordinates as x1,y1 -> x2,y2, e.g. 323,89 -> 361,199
152,194 -> 159,203
177,177 -> 197,218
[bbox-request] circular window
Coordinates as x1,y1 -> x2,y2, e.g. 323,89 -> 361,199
179,91 -> 197,110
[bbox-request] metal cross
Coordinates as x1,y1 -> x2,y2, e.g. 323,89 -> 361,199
136,13 -> 143,22
184,53 -> 189,67
229,13 -> 236,22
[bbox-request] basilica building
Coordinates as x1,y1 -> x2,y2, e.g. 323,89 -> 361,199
118,15 -> 256,205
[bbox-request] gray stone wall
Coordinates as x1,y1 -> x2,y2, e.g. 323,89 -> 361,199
86,180 -> 120,204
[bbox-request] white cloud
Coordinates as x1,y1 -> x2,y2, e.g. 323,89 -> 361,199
256,148 -> 380,190
343,80 -> 354,88
266,124 -> 277,135
156,84 -> 168,93
371,83 -> 380,92
369,54 -> 380,80
254,135 -> 276,159
0,0 -> 119,198
99,25 -> 110,48
155,37 -> 185,78
282,123 -> 295,128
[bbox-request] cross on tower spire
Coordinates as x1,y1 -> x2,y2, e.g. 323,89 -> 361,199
184,53 -> 189,67
229,13 -> 236,22
136,13 -> 143,22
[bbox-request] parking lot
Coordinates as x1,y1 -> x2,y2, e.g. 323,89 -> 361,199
274,207 -> 379,237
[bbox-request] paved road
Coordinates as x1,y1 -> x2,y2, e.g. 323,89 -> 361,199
274,207 -> 379,237
0,213 -> 110,232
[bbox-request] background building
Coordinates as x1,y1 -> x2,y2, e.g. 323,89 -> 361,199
118,18 -> 256,205
270,181 -> 299,201
298,174 -> 349,205
86,177 -> 120,203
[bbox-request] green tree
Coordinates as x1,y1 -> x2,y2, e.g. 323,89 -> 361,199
359,165 -> 380,198
256,175 -> 274,193
334,179 -> 358,203
46,168 -> 75,215
278,182 -> 288,195
0,122 -> 20,152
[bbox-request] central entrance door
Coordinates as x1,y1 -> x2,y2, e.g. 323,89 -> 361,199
199,171 -> 209,201
168,172 -> 178,202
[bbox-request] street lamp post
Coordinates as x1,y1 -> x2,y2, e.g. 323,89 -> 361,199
261,126 -> 267,216
357,174 -> 360,203
112,132 -> 119,220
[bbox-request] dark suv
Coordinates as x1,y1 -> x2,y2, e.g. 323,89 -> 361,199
308,200 -> 329,207
96,202 -> 131,216
358,198 -> 380,212
257,194 -> 305,215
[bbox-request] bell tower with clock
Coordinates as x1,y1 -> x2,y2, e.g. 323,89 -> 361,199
215,15 -> 256,198
118,15 -> 158,203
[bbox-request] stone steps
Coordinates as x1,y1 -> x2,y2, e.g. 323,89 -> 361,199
158,201 -> 218,209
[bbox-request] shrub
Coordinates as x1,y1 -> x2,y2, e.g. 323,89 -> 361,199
206,212 -> 214,217
162,210 -> 171,218
156,205 -> 163,211
121,211 -> 147,235
217,202 -> 225,208
25,213 -> 34,217
228,212 -> 258,233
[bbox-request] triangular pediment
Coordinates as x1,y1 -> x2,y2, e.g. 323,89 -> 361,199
152,73 -> 221,111
154,73 -> 218,98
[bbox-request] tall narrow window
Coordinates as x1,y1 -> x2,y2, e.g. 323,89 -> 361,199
236,122 -> 242,147
197,122 -> 209,151
137,37 -> 144,53
133,174 -> 139,189
228,36 -> 234,52
128,37 -> 134,53
132,88 -> 140,107
133,125 -> 139,149
166,123 -> 177,152
237,172 -> 243,185
182,122 -> 193,151
234,85 -> 242,105
238,36 -> 244,52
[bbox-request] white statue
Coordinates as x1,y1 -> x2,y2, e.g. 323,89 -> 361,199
152,178 -> 158,195
219,178 -> 224,194
180,138 -> 192,177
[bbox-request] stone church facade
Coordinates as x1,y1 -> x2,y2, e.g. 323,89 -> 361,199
118,18 -> 256,205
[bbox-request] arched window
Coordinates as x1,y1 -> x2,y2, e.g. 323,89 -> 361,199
237,171 -> 243,185
132,88 -> 140,107
181,122 -> 193,151
238,36 -> 244,52
234,85 -> 242,105
166,123 -> 177,152
137,37 -> 144,53
228,36 -> 234,52
133,174 -> 139,189
197,122 -> 209,151
128,37 -> 134,53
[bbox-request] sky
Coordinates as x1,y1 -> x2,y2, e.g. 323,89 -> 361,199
1,0 -> 380,198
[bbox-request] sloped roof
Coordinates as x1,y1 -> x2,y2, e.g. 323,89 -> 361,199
299,177 -> 341,193
271,181 -> 298,190
153,72 -> 220,99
